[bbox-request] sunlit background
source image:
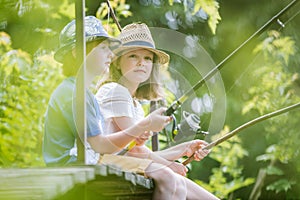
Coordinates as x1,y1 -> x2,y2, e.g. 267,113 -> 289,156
1,0 -> 300,199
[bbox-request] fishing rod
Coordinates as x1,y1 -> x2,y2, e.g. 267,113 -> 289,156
165,0 -> 299,116
182,102 -> 300,165
106,0 -> 122,31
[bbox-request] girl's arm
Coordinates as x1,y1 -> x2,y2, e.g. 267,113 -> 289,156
87,107 -> 170,154
126,145 -> 188,176
154,140 -> 210,161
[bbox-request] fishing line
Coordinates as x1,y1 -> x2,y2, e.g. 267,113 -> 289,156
107,2 -> 110,29
278,5 -> 300,31
106,0 -> 122,31
227,4 -> 300,95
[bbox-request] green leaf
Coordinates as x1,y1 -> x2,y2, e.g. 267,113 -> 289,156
266,179 -> 295,193
256,154 -> 275,162
265,165 -> 284,175
195,0 -> 221,34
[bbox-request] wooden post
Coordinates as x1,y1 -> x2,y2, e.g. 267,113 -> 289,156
75,0 -> 86,164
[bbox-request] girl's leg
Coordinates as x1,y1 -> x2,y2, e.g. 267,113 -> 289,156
184,177 -> 219,200
145,162 -> 187,200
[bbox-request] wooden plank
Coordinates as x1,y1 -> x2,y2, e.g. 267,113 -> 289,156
0,166 -> 95,183
94,164 -> 154,189
0,190 -> 45,200
85,175 -> 153,200
0,165 -> 153,200
0,166 -> 95,200
85,165 -> 153,200
0,175 -> 73,200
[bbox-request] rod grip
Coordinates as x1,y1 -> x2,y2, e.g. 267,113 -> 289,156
165,101 -> 181,116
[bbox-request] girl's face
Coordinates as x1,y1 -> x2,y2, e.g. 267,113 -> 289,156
86,40 -> 113,76
119,49 -> 154,84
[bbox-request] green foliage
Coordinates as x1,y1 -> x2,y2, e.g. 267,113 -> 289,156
56,0 -> 75,19
96,0 -> 132,36
265,165 -> 283,176
0,32 -> 64,167
168,0 -> 221,34
266,179 -> 296,193
194,126 -> 255,199
253,31 -> 295,65
243,30 -> 300,196
194,0 -> 221,34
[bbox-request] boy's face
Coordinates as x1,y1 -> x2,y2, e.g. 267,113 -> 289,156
86,40 -> 113,77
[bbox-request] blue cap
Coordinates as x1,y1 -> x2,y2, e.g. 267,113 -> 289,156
54,16 -> 120,63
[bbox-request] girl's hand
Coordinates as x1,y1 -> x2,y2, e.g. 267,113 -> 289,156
193,146 -> 210,161
135,131 -> 153,146
144,107 -> 171,132
167,161 -> 188,176
185,140 -> 210,161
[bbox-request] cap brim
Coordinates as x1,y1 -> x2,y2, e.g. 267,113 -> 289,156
54,36 -> 121,63
54,44 -> 74,63
113,46 -> 170,65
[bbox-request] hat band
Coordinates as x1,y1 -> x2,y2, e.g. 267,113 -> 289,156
123,41 -> 155,48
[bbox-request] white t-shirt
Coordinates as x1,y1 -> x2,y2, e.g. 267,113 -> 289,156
95,82 -> 144,134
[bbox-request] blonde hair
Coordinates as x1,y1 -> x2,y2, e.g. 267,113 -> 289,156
102,54 -> 165,100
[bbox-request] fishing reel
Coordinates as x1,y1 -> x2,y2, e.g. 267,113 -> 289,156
171,111 -> 209,142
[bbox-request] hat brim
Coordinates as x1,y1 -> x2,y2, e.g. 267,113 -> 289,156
54,36 -> 121,63
113,46 -> 170,65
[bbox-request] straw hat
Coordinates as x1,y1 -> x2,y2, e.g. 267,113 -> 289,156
54,16 -> 120,63
114,23 -> 170,65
